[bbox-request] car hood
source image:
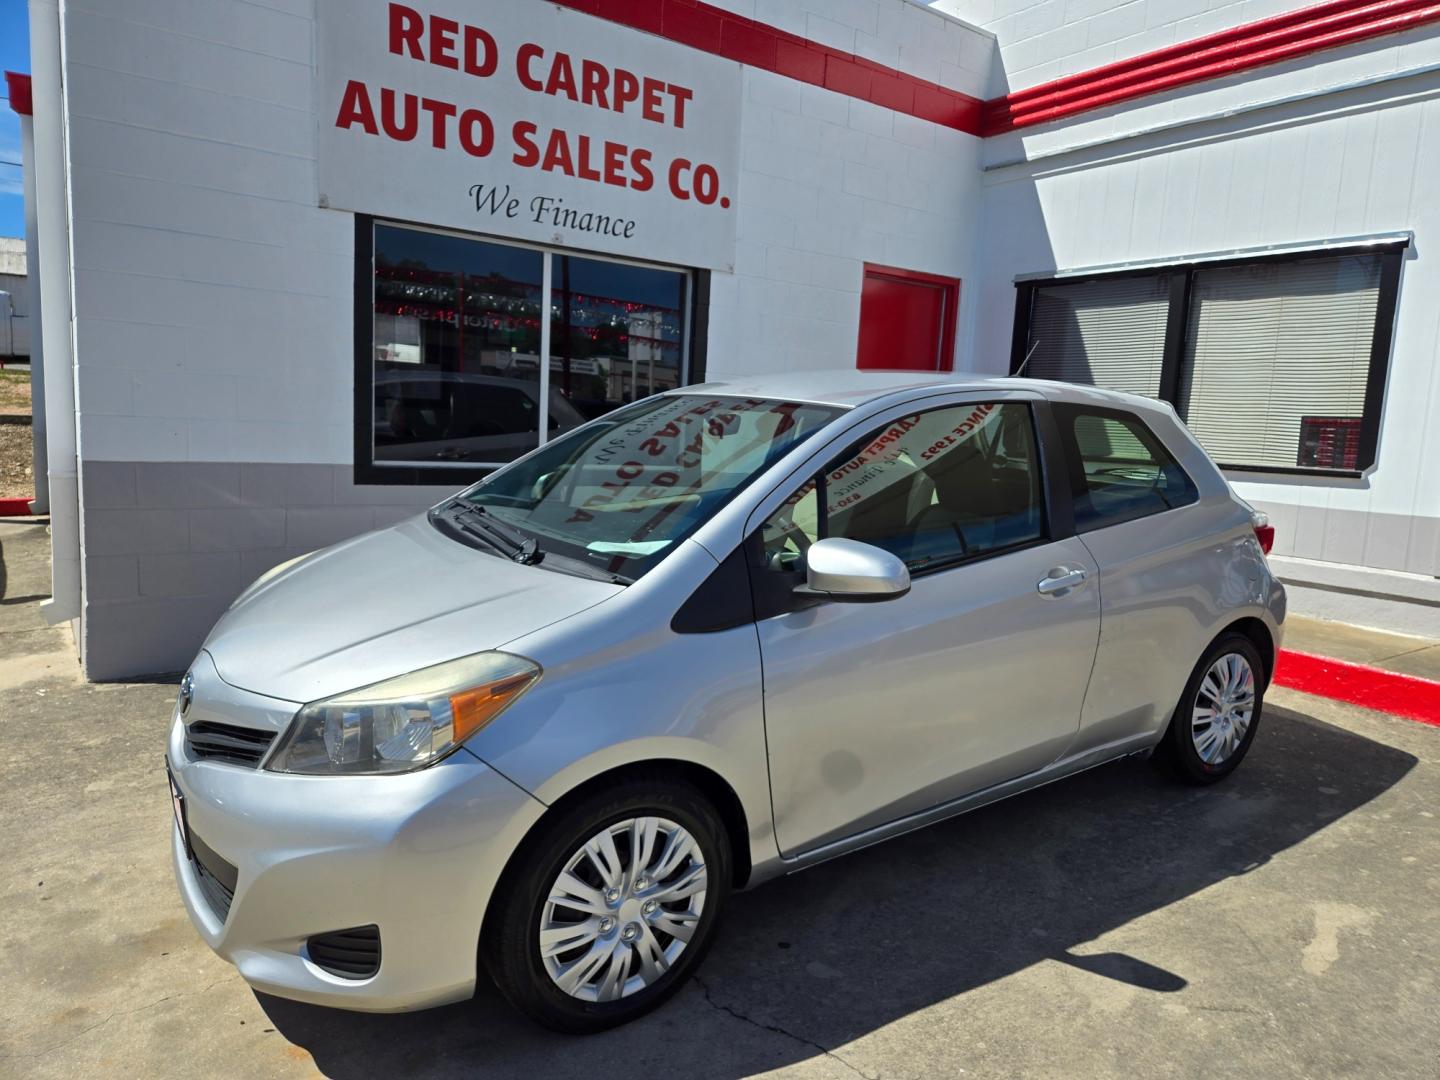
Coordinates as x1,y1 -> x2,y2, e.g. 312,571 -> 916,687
203,515 -> 622,703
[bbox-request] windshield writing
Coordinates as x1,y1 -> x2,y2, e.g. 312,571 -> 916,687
453,394 -> 843,580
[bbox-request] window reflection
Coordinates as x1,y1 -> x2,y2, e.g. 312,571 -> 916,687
373,226 -> 571,465
371,225 -> 691,469
552,255 -> 687,420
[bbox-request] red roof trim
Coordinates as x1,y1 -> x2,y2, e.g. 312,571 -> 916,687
550,0 -> 985,136
982,0 -> 1440,134
9,4 -> 1428,138
556,0 -> 1440,140
4,71 -> 32,117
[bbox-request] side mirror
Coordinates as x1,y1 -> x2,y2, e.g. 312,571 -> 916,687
795,538 -> 910,602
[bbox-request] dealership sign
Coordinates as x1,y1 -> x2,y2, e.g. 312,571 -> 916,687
316,1 -> 743,270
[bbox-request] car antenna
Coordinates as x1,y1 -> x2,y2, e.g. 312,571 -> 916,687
1013,338 -> 1041,378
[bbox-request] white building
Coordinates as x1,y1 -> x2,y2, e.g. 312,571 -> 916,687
0,237 -> 29,361
9,0 -> 1439,678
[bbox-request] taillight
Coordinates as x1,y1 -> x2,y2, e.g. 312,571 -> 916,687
1251,512 -> 1274,554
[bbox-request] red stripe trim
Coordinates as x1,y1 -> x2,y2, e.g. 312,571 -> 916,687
1274,648 -> 1440,727
0,496 -> 35,516
549,0 -> 984,135
549,1 -> 1440,139
4,71 -> 32,117
982,0 -> 1440,134
9,5 -> 1435,137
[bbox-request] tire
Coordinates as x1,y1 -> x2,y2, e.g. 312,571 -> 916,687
482,775 -> 732,1033
1159,632 -> 1267,785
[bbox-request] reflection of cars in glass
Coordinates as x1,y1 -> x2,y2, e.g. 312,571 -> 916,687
375,371 -> 587,463
168,372 -> 1285,1034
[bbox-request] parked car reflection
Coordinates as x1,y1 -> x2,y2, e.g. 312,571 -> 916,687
375,371 -> 588,464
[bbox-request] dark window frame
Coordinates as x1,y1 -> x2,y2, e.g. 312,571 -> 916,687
1009,240 -> 1407,478
353,213 -> 710,487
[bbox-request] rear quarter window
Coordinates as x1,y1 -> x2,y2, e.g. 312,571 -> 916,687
1053,404 -> 1199,531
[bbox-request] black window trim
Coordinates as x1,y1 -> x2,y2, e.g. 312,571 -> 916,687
1051,402 -> 1201,534
1009,239 -> 1408,479
353,213 -> 710,487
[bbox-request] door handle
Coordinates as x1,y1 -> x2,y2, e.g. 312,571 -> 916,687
1037,567 -> 1088,596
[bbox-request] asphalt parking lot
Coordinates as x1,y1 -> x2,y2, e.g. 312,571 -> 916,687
2,517 -> 1437,1079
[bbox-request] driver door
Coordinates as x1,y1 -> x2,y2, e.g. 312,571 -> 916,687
754,398 -> 1101,857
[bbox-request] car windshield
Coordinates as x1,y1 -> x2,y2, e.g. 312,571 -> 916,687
439,394 -> 844,581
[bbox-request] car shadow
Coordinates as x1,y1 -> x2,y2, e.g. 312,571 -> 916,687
257,704 -> 1416,1078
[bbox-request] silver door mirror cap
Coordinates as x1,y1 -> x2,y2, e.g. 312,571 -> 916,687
795,537 -> 911,602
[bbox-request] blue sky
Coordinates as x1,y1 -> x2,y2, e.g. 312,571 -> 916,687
1,0 -> 30,240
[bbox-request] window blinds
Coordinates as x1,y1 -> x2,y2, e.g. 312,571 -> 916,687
1025,275 -> 1172,397
1179,255 -> 1380,470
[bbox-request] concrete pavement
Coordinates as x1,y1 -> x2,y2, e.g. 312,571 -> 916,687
2,517 -> 1437,1079
1283,614 -> 1440,682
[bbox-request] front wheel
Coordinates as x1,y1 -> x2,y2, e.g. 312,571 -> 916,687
483,777 -> 731,1033
1161,632 -> 1267,784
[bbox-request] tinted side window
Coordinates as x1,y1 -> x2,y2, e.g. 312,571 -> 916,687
759,402 -> 1045,575
477,386 -> 538,435
1054,404 -> 1198,531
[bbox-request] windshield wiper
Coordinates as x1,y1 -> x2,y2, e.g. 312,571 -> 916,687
538,553 -> 633,586
449,502 -> 544,565
430,505 -> 509,559
432,500 -> 630,584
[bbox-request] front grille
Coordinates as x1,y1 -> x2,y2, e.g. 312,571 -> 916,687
307,926 -> 382,980
185,721 -> 276,768
190,832 -> 238,923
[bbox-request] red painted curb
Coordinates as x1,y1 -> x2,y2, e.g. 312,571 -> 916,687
0,496 -> 34,516
1274,648 -> 1440,727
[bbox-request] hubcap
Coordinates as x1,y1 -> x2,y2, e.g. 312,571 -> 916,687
539,816 -> 707,1003
1191,652 -> 1256,765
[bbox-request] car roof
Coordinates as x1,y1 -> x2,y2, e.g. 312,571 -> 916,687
670,369 -> 1167,413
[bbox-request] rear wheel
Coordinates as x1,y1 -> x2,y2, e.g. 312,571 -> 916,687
1161,632 -> 1266,784
483,777 -> 731,1033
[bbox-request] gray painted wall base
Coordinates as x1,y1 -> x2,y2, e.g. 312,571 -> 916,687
79,461 -> 461,680
1248,499 -> 1439,579
1268,554 -> 1440,639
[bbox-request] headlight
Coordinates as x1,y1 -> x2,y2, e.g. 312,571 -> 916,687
265,652 -> 540,775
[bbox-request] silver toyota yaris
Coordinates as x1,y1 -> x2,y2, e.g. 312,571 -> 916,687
167,371 -> 1285,1032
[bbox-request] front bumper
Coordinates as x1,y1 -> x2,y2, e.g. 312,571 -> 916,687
168,713 -> 545,1012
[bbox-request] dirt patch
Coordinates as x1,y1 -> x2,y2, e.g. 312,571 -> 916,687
0,371 -> 34,499
0,425 -> 33,498
0,369 -> 31,413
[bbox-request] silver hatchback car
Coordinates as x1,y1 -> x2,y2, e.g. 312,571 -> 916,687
167,371 -> 1285,1032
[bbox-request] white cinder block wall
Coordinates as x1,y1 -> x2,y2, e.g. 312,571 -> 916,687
54,0 -> 996,678
704,0 -> 990,379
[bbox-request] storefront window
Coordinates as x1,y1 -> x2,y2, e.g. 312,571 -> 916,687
366,222 -> 693,477
1180,255 -> 1382,471
1022,275 -> 1172,398
551,254 -> 688,420
1011,243 -> 1403,475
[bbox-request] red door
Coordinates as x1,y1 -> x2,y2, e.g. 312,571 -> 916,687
856,264 -> 960,372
